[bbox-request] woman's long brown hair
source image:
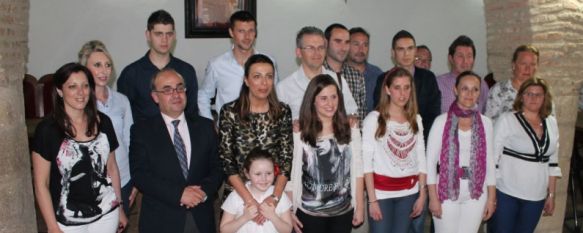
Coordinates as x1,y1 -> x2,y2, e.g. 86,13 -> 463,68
375,67 -> 419,139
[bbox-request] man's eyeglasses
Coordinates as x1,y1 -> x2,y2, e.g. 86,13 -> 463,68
301,45 -> 326,53
154,86 -> 187,95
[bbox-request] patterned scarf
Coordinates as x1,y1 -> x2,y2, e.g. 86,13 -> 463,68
438,102 -> 487,202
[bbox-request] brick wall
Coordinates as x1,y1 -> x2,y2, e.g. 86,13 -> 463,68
484,0 -> 583,232
0,0 -> 36,232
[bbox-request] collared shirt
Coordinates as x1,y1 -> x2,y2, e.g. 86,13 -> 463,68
276,66 -> 358,119
363,63 -> 383,113
436,72 -> 489,114
324,60 -> 366,122
198,49 -> 279,120
161,112 -> 192,167
96,86 -> 133,186
117,51 -> 198,122
485,79 -> 516,122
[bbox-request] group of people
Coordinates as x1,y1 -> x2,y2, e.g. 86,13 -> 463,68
31,8 -> 561,233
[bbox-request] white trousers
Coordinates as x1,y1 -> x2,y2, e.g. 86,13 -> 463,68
433,181 -> 487,233
58,209 -> 119,233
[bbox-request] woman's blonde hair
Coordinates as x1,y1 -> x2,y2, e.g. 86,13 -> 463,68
78,40 -> 116,84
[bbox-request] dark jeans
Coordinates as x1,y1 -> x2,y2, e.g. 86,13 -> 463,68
409,195 -> 429,233
296,208 -> 354,233
488,189 -> 545,233
369,193 -> 418,233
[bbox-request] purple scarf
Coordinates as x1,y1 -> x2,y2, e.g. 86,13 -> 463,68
438,102 -> 487,202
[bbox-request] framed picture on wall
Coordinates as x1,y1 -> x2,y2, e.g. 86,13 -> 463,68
185,0 -> 256,38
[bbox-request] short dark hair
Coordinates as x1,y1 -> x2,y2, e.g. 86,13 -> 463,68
324,23 -> 348,41
296,26 -> 325,48
243,148 -> 275,173
150,68 -> 184,91
448,35 -> 475,58
349,27 -> 370,39
512,45 -> 539,63
392,30 -> 415,49
417,45 -> 431,54
229,10 -> 256,29
147,10 -> 175,31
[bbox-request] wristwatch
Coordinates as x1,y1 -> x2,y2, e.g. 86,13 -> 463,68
270,194 -> 280,203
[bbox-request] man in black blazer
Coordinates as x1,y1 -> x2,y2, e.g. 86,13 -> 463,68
130,68 -> 223,233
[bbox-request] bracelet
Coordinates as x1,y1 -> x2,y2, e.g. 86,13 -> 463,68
368,200 -> 378,204
547,192 -> 554,198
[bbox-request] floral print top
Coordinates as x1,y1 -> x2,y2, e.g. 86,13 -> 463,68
486,79 -> 517,122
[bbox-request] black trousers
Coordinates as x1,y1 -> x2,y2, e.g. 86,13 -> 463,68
296,208 -> 354,233
184,212 -> 200,233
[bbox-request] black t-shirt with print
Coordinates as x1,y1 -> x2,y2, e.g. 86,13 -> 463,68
32,112 -> 119,226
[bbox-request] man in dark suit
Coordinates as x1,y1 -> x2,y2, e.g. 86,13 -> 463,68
130,68 -> 223,233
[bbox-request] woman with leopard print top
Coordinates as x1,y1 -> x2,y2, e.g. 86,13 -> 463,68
218,54 -> 293,224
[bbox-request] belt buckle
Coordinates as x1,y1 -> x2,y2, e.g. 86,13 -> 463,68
460,167 -> 470,179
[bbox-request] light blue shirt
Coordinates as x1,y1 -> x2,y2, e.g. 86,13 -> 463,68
197,50 -> 278,120
97,86 -> 133,186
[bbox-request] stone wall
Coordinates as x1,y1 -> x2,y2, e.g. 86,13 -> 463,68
484,0 -> 583,232
0,0 -> 36,232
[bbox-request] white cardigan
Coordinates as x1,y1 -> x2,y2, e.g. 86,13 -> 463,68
286,128 -> 363,213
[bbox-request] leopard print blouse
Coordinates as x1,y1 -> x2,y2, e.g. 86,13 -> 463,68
218,101 -> 293,180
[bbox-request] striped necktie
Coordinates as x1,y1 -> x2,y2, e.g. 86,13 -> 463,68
172,120 -> 189,178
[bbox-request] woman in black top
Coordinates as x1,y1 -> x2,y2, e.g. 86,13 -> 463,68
32,63 -> 127,233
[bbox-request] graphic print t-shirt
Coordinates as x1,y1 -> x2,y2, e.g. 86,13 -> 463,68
301,136 -> 352,216
32,113 -> 119,226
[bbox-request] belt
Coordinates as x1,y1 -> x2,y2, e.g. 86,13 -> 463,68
437,164 -> 470,180
373,173 -> 418,191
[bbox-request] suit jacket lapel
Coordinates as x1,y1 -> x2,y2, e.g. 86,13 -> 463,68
186,117 -> 197,173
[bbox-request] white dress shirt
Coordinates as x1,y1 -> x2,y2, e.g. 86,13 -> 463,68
276,66 -> 358,119
161,112 -> 192,167
197,49 -> 278,120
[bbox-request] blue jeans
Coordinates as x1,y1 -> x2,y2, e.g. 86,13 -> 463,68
409,196 -> 429,233
488,189 -> 545,233
369,193 -> 418,233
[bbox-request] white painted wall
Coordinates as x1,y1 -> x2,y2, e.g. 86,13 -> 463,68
28,0 -> 488,84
